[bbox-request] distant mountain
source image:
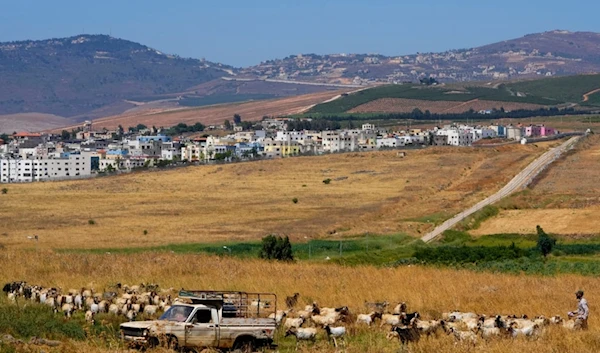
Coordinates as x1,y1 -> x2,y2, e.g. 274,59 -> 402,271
0,35 -> 232,118
239,30 -> 600,85
1,30 -> 600,125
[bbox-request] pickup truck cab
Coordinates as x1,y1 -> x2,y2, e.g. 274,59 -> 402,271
121,290 -> 277,352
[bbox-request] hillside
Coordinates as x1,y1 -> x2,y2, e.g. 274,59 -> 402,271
52,90 -> 349,131
307,74 -> 600,114
242,30 -> 600,85
2,30 -> 600,131
0,35 -> 232,118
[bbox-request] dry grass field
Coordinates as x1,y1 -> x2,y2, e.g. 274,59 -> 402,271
474,134 -> 600,236
1,251 -> 600,353
0,145 -> 554,250
51,90 -> 349,132
349,98 -> 544,114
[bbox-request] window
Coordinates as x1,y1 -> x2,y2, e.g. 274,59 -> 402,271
194,309 -> 212,324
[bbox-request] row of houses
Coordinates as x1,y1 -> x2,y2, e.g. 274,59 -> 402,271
0,121 -> 558,183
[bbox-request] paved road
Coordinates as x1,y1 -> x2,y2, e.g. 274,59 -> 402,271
420,136 -> 583,243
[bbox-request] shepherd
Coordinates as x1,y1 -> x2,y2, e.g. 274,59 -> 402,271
568,290 -> 589,330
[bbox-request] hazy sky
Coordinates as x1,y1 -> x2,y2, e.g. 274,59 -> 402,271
1,0 -> 599,67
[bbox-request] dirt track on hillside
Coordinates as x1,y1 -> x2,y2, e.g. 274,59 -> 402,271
582,88 -> 600,102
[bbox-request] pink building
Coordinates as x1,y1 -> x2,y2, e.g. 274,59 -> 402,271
524,125 -> 542,137
540,126 -> 556,136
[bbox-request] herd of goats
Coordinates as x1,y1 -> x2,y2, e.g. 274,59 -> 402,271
1,281 -> 586,349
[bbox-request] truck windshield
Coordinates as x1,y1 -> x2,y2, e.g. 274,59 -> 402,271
159,306 -> 194,322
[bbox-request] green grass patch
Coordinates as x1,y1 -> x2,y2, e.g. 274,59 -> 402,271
406,212 -> 452,225
456,205 -> 500,231
0,298 -> 86,341
308,83 -> 563,114
507,74 -> 600,104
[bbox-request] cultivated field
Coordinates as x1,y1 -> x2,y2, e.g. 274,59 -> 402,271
0,145 -> 554,250
1,251 -> 600,353
52,90 -> 350,132
0,113 -> 73,134
349,98 -> 545,114
473,134 -> 600,236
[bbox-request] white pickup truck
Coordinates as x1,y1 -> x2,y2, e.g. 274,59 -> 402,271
120,290 -> 277,352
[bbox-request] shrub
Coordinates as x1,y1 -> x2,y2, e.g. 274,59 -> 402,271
536,225 -> 556,257
259,235 -> 294,261
322,178 -> 332,184
292,198 -> 298,204
143,230 -> 148,235
1,188 -> 7,194
88,219 -> 96,225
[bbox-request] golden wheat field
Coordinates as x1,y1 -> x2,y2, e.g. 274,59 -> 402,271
475,134 -> 600,236
2,251 -> 600,353
0,144 -> 556,250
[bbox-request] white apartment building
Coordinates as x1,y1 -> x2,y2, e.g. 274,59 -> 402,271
377,137 -> 405,148
1,154 -> 91,183
275,131 -> 306,143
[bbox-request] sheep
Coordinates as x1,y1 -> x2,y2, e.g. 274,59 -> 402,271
285,327 -> 317,350
268,310 -> 288,326
125,309 -> 137,322
323,324 -> 346,348
85,310 -> 95,324
400,312 -> 420,326
389,318 -> 420,344
356,311 -> 382,326
380,314 -> 402,327
448,327 -> 478,345
61,303 -> 76,318
74,294 -> 83,310
562,319 -> 577,330
311,314 -> 337,327
444,311 -> 478,322
98,300 -> 109,313
393,302 -> 407,314
108,304 -> 121,315
143,305 -> 159,316
415,319 -> 444,336
284,316 -> 305,330
364,300 -> 389,313
285,293 -> 300,309
508,322 -> 540,338
90,302 -> 100,314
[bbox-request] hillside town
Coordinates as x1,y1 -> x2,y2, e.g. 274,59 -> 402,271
0,119 -> 559,183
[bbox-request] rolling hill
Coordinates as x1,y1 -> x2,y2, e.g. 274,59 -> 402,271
307,74 -> 600,114
2,30 -> 600,132
241,30 -> 600,85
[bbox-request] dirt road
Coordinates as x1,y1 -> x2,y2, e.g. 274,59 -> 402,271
420,135 -> 583,243
582,88 -> 600,102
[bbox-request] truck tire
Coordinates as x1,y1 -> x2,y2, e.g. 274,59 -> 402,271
232,337 -> 256,353
165,335 -> 180,352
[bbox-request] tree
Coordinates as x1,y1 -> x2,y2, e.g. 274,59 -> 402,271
136,123 -> 148,131
224,119 -> 232,130
61,130 -> 70,140
536,225 -> 556,257
259,235 -> 294,261
233,114 -> 242,125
